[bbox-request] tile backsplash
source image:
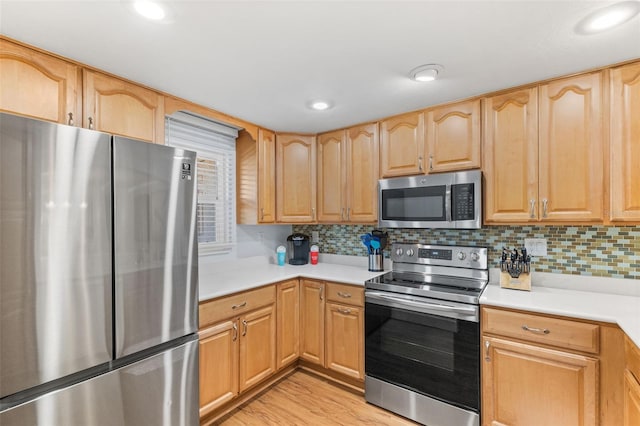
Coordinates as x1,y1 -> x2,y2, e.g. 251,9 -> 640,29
293,225 -> 640,280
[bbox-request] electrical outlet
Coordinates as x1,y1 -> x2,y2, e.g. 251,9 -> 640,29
311,231 -> 319,243
524,238 -> 547,256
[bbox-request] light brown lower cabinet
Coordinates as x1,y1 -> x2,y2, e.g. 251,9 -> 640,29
300,279 -> 325,365
276,279 -> 300,369
482,336 -> 598,426
325,302 -> 363,379
625,336 -> 640,426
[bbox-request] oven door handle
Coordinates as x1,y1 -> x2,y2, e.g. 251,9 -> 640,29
365,291 -> 479,322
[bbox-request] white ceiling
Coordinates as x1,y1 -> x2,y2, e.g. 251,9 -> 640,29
1,1 -> 639,133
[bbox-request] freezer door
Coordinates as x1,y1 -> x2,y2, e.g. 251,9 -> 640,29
113,137 -> 198,357
0,339 -> 199,426
0,113 -> 112,398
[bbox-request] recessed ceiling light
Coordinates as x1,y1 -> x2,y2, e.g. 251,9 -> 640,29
409,64 -> 444,82
309,101 -> 332,111
576,1 -> 640,34
134,1 -> 166,21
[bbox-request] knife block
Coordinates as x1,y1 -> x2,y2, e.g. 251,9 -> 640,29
500,271 -> 531,291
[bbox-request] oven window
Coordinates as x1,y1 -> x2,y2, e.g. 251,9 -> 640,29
365,301 -> 479,412
381,186 -> 446,221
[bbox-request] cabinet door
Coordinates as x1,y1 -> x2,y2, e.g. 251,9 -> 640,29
276,134 -> 317,222
482,336 -> 597,426
325,302 -> 363,380
0,39 -> 81,124
317,130 -> 346,223
625,370 -> 640,426
299,280 -> 325,365
83,70 -> 164,143
539,72 -> 604,222
258,129 -> 276,223
380,112 -> 425,177
483,89 -> 539,223
346,123 -> 379,223
239,305 -> 276,392
198,320 -> 239,417
610,62 -> 640,222
276,279 -> 300,369
426,99 -> 481,173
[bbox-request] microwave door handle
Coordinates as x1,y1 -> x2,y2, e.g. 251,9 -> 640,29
445,184 -> 452,222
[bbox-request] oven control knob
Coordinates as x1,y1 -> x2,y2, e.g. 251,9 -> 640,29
395,248 -> 403,256
406,249 -> 414,257
457,251 -> 467,260
470,252 -> 480,262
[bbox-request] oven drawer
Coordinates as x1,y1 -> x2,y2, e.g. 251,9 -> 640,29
481,307 -> 599,354
199,285 -> 276,328
327,283 -> 364,306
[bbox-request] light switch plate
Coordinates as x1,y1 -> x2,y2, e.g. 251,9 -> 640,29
525,238 -> 547,256
311,231 -> 319,243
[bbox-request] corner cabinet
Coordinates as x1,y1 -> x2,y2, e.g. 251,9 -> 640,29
380,112 -> 425,177
425,99 -> 481,173
83,70 -> 165,144
299,279 -> 325,365
317,123 -> 379,223
610,61 -> 640,222
0,38 -> 81,124
625,336 -> 640,426
276,134 -> 317,223
276,279 -> 300,369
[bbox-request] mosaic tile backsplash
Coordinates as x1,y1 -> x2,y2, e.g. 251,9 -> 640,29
293,225 -> 640,280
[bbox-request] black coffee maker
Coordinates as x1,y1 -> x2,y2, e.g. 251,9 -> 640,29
286,233 -> 310,265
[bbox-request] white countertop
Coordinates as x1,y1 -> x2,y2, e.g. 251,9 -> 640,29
199,257 -> 640,348
480,270 -> 640,348
198,254 -> 387,301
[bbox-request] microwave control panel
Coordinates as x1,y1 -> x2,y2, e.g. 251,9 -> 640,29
452,183 -> 475,221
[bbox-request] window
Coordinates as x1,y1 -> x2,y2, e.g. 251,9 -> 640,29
166,112 -> 239,254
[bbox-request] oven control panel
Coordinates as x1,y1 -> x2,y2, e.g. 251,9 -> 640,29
392,243 -> 488,270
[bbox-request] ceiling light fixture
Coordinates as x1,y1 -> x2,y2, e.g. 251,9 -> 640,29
576,1 -> 640,34
309,100 -> 332,111
134,0 -> 166,21
409,64 -> 444,82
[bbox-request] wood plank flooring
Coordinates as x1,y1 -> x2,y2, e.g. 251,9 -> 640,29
215,371 -> 417,425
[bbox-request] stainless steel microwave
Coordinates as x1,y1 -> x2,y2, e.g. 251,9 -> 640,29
378,170 -> 482,229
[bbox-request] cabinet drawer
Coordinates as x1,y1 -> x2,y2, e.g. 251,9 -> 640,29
626,335 -> 640,382
199,285 -> 276,329
482,307 -> 599,354
326,282 -> 364,306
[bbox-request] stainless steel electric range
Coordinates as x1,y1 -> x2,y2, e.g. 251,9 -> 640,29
364,243 -> 489,426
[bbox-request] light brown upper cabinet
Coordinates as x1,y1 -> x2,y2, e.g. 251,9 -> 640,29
610,62 -> 640,222
0,38 -> 81,125
484,72 -> 604,223
425,99 -> 481,173
483,88 -> 539,223
276,134 -> 317,223
317,124 -> 379,223
538,72 -> 604,222
380,112 -> 425,177
236,129 -> 276,224
83,70 -> 165,144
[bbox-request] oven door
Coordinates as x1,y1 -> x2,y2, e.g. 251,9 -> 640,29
365,291 -> 480,412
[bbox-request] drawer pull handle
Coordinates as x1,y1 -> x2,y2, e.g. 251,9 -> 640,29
242,319 -> 248,336
338,308 -> 352,315
68,112 -> 74,126
337,291 -> 351,298
232,322 -> 238,341
232,301 -> 247,310
484,340 -> 491,361
522,325 -> 550,335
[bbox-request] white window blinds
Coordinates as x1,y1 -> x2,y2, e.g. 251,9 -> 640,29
166,112 -> 239,255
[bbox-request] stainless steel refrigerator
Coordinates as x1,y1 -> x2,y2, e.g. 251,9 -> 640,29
0,112 -> 199,425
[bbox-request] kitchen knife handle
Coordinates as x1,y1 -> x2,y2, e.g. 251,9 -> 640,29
232,301 -> 247,310
67,112 -> 74,126
418,156 -> 423,172
337,291 -> 351,299
484,340 -> 491,361
542,199 -> 548,218
522,325 -> 550,335
529,199 -> 536,219
88,117 -> 94,130
338,308 -> 352,315
242,320 -> 247,336
232,322 -> 238,341
429,155 -> 434,171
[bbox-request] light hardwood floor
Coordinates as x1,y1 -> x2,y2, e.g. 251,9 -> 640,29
215,371 -> 417,425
